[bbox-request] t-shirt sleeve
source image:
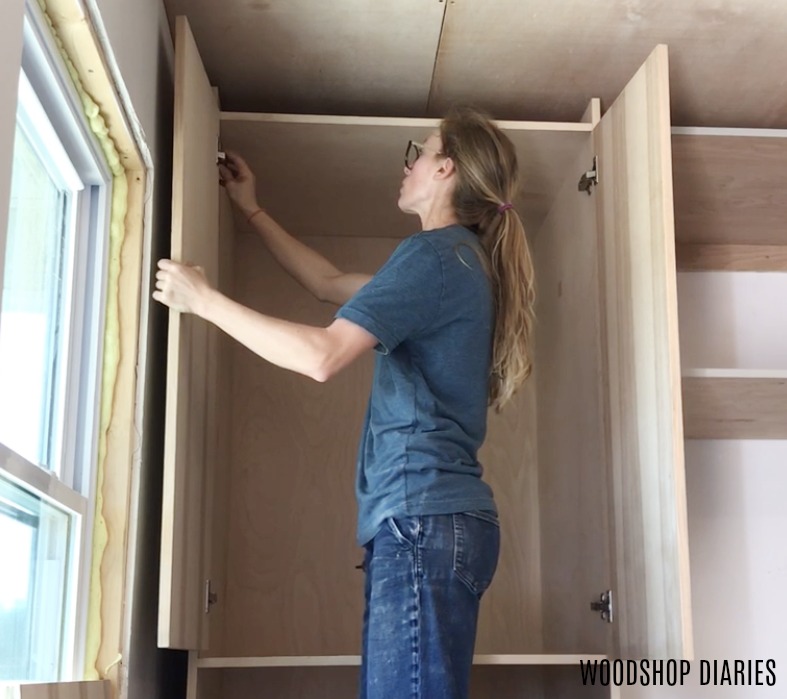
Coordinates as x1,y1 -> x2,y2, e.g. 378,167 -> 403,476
335,236 -> 444,355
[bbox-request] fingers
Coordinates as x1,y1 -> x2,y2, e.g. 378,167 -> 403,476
157,258 -> 204,273
218,163 -> 237,182
225,151 -> 252,176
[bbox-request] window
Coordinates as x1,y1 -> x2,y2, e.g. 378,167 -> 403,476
0,0 -> 112,682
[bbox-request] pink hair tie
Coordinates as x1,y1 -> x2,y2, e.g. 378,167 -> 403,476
497,202 -> 514,214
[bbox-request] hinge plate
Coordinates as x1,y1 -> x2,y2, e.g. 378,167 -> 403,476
590,589 -> 613,623
204,579 -> 218,614
578,156 -> 599,195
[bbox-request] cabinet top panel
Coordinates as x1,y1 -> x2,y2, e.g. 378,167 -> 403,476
220,114 -> 590,239
165,0 -> 787,128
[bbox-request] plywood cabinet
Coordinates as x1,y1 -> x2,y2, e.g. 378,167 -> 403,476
157,17 -> 693,699
673,128 -> 787,439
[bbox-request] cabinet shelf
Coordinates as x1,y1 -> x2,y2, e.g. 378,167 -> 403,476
195,654 -> 609,669
676,243 -> 787,271
682,371 -> 787,439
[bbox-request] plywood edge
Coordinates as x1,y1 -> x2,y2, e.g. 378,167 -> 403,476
194,654 -> 611,669
683,368 -> 787,379
582,98 -> 601,126
672,126 -> 787,138
676,243 -> 787,271
682,376 -> 787,439
220,111 -> 593,133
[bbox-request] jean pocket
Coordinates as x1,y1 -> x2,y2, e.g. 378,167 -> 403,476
386,515 -> 422,548
452,511 -> 501,598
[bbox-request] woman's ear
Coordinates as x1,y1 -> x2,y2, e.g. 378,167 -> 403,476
435,156 -> 456,180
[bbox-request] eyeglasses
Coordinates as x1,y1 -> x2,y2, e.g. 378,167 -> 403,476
404,140 -> 443,170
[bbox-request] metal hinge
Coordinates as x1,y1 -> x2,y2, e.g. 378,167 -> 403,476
204,579 -> 218,614
578,156 -> 599,195
590,589 -> 613,623
217,135 -> 227,167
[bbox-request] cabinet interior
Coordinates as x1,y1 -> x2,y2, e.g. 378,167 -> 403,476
200,115 -> 616,664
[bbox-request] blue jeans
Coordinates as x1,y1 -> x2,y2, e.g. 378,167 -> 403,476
359,511 -> 501,699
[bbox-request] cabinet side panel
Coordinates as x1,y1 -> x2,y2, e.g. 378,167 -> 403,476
476,378 -> 542,653
159,16 -> 221,650
223,234 -> 393,656
535,138 -> 613,654
594,45 -> 692,658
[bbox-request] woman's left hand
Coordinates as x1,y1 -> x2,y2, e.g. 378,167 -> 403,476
153,259 -> 212,315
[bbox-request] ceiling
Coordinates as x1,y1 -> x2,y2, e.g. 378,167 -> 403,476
163,0 -> 787,129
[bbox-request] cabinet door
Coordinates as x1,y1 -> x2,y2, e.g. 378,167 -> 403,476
593,45 -> 693,659
158,15 -> 221,650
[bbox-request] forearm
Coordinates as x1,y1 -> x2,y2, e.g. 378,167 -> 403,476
244,207 -> 344,303
199,287 -> 331,380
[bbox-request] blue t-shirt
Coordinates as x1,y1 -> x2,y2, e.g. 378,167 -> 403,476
336,224 -> 497,545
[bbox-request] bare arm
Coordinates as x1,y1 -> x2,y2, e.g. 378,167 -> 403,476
220,152 -> 372,305
153,260 -> 377,381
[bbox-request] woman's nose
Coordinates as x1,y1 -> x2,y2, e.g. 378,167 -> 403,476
403,164 -> 411,176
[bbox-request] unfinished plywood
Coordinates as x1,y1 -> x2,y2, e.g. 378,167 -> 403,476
682,374 -> 787,439
211,225 -> 543,657
194,655 -> 607,668
203,194 -> 238,654
594,46 -> 692,659
672,132 -> 787,246
535,140 -> 612,655
159,15 -> 221,650
218,234 -> 391,657
220,115 -> 589,242
163,2 -> 446,116
425,0 -> 787,127
164,0 -> 787,128
676,244 -> 787,271
475,378 -> 541,654
202,665 -> 584,699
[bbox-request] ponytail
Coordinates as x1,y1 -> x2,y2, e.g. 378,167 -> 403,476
440,107 -> 536,411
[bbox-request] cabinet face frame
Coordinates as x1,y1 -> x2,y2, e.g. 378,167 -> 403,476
158,16 -> 692,671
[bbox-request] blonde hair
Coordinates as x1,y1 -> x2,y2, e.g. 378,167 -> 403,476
440,106 -> 536,412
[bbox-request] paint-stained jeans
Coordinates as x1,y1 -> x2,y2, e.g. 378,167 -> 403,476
359,511 -> 501,699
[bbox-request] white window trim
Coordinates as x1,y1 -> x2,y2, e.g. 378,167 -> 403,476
0,444 -> 87,680
0,0 -> 115,681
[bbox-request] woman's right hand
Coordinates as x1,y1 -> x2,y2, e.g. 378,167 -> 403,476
219,151 -> 259,217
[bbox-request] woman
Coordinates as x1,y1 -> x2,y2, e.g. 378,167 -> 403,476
153,106 -> 535,699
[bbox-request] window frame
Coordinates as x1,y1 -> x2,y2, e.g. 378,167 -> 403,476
0,0 -> 114,681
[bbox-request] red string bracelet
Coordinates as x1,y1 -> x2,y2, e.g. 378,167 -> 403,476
246,208 -> 264,224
